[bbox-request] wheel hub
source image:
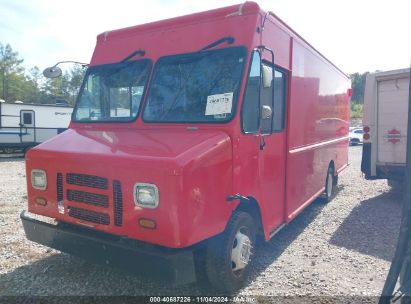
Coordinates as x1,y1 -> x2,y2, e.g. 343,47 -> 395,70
231,230 -> 252,272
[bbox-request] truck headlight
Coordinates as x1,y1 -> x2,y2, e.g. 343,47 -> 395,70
134,183 -> 159,209
31,169 -> 47,190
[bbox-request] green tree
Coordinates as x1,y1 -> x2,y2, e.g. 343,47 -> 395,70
349,72 -> 369,104
67,65 -> 86,105
0,43 -> 25,102
1,42 -> 86,105
21,67 -> 43,103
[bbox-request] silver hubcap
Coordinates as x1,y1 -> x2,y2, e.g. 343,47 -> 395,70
326,172 -> 333,197
231,230 -> 252,272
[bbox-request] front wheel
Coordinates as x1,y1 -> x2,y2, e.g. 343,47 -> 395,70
203,211 -> 256,292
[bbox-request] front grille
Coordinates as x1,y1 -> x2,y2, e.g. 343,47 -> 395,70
67,189 -> 109,208
68,207 -> 109,225
57,173 -> 63,202
112,180 -> 123,226
64,173 -> 121,227
66,173 -> 108,190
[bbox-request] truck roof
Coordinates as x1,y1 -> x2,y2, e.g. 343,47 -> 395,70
1,102 -> 73,108
97,2 -> 260,42
92,1 -> 347,78
369,68 -> 410,79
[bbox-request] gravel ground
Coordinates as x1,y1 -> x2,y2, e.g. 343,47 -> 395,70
0,146 -> 402,299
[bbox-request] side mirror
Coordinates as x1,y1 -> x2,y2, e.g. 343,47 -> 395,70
43,66 -> 62,78
42,61 -> 88,79
261,105 -> 272,119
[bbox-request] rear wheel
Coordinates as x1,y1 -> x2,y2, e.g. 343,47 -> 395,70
3,147 -> 15,154
201,211 -> 256,292
324,165 -> 337,203
350,138 -> 360,146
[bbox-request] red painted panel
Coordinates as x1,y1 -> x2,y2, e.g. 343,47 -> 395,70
26,128 -> 233,248
285,39 -> 350,220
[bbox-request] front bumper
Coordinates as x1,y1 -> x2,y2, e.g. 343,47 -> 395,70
20,211 -> 196,285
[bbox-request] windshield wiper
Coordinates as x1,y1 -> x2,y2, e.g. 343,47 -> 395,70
100,49 -> 147,77
121,49 -> 146,63
199,36 -> 235,51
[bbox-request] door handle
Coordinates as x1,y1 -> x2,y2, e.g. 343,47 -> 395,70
259,134 -> 266,150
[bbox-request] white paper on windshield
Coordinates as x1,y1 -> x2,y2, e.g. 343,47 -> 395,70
205,93 -> 233,116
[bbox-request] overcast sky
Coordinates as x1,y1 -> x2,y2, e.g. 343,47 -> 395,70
0,0 -> 410,74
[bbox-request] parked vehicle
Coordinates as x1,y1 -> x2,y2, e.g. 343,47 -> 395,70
361,68 -> 410,181
20,2 -> 351,291
349,128 -> 363,145
0,101 -> 72,154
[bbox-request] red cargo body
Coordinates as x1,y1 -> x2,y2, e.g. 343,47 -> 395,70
22,1 -> 350,291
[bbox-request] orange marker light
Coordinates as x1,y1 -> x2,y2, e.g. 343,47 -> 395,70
35,197 -> 47,206
138,218 -> 156,230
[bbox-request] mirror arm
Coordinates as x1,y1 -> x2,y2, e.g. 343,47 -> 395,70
43,61 -> 88,79
51,61 -> 88,68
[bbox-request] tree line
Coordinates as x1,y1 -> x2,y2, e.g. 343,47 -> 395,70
1,42 -> 371,110
0,43 -> 85,106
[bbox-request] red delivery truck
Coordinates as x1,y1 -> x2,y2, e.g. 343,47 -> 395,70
21,2 -> 351,292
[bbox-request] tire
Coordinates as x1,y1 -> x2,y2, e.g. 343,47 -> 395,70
324,165 -> 337,203
23,145 -> 34,155
350,138 -> 359,146
3,147 -> 15,154
202,211 -> 256,293
388,179 -> 402,188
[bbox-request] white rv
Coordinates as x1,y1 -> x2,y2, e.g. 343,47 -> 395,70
0,101 -> 73,154
361,68 -> 410,181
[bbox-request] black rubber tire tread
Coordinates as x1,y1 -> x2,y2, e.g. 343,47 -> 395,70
23,145 -> 34,155
324,165 -> 337,203
204,210 -> 256,293
350,139 -> 359,146
193,247 -> 213,292
3,147 -> 15,154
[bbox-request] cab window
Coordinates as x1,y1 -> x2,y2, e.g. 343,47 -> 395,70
241,51 -> 261,133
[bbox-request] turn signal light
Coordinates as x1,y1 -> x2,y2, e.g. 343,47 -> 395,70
138,218 -> 157,230
35,197 -> 47,206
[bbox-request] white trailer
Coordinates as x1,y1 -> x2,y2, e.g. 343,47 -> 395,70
0,102 -> 73,153
361,68 -> 410,181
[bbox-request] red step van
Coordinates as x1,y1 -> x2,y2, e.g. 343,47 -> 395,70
21,2 -> 350,292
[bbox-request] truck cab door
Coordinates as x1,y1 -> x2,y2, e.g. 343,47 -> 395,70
258,56 -> 288,232
20,110 -> 35,143
236,50 -> 287,236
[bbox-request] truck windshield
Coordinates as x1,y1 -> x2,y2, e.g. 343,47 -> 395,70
143,47 -> 246,123
73,59 -> 151,122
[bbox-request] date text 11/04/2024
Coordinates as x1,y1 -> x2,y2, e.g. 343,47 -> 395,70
149,296 -> 256,303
